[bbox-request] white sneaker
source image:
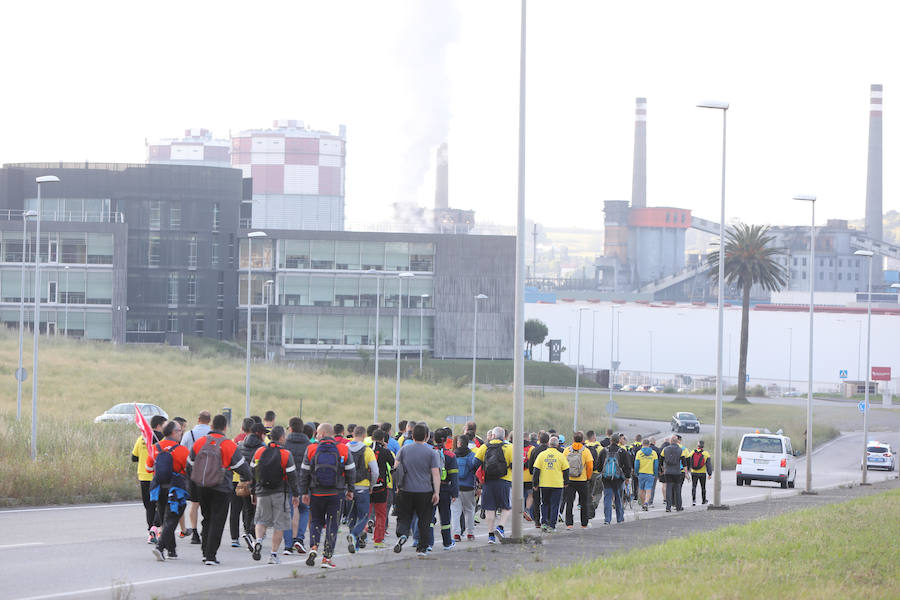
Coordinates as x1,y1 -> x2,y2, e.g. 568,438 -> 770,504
268,553 -> 281,565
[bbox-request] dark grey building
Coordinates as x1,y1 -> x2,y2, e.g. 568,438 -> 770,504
0,163 -> 242,342
238,230 -> 515,359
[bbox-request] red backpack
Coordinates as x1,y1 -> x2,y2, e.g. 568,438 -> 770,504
691,450 -> 706,470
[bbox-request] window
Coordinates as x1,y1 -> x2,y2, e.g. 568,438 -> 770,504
855,259 -> 860,268
409,243 -> 434,272
194,314 -> 205,336
334,241 -> 360,270
801,257 -> 807,267
212,203 -> 221,232
802,272 -> 807,280
211,242 -> 219,267
281,240 -> 310,269
188,236 -> 198,269
187,274 -> 197,305
334,277 -> 359,307
309,276 -> 334,306
167,312 -> 178,333
740,436 -> 783,453
87,233 -> 113,264
149,201 -> 161,230
819,272 -> 824,280
216,279 -> 225,307
86,272 -> 112,304
385,242 -> 409,271
281,275 -> 309,306
792,258 -> 798,266
856,273 -> 859,281
61,233 -> 87,264
63,269 -> 85,304
85,311 -> 112,340
169,205 -> 181,229
838,273 -> 843,280
310,240 -> 334,269
239,238 -> 274,269
167,272 -> 178,305
361,242 -> 384,270
148,235 -> 160,267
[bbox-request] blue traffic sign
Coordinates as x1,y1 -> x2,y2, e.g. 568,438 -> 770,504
839,369 -> 848,379
606,400 -> 619,416
858,401 -> 866,413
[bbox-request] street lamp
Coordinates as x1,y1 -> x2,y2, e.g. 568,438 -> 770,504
366,269 -> 383,422
855,249 -> 874,484
697,99 -> 729,508
32,175 -> 60,460
396,271 -> 414,430
471,293 -> 488,421
64,266 -> 70,337
574,307 -> 589,432
792,194 -> 816,493
264,279 -> 274,362
419,293 -> 430,371
245,231 -> 267,418
16,209 -> 38,421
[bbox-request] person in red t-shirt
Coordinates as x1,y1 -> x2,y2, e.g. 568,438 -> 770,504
147,420 -> 190,560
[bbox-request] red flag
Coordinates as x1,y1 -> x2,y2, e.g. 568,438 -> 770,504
134,403 -> 157,461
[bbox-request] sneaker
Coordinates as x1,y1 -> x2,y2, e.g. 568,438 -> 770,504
702,500 -> 708,505
581,525 -> 589,530
453,534 -> 461,542
541,524 -> 549,533
321,557 -> 336,569
152,547 -> 166,562
293,540 -> 307,555
426,546 -> 433,553
179,528 -> 190,539
523,511 -> 533,522
366,519 -> 375,533
191,531 -> 201,545
467,534 -> 475,541
347,533 -> 357,554
358,535 -> 367,550
242,533 -> 255,552
148,526 -> 158,545
488,533 -> 496,544
205,558 -> 220,566
283,548 -> 293,556
231,539 -> 241,548
306,547 -> 318,567
665,508 -> 672,513
252,541 -> 262,561
495,525 -> 505,539
676,507 -> 684,512
373,542 -> 385,549
268,553 -> 281,565
692,501 -> 696,506
442,541 -> 456,551
566,525 -> 573,531
416,551 -> 427,558
393,535 -> 407,554
167,550 -> 178,560
642,503 -> 649,511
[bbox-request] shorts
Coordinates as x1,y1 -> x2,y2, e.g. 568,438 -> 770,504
523,482 -> 533,491
638,474 -> 655,491
254,493 -> 292,530
481,479 -> 512,511
187,481 -> 199,502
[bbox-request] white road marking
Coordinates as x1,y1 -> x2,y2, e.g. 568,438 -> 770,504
0,503 -> 141,515
0,542 -> 44,549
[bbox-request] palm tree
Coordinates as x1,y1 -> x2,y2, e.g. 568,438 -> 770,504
708,224 -> 786,402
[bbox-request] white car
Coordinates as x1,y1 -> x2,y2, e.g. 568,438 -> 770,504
94,403 -> 168,424
865,441 -> 896,471
736,433 -> 796,489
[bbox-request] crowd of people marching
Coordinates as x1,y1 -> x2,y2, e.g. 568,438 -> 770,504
132,410 -> 713,568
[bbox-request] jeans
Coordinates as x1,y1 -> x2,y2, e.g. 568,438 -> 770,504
603,482 -> 624,524
308,494 -> 342,557
539,487 -> 562,529
396,491 -> 434,553
666,473 -> 683,510
691,473 -> 707,503
450,489 -> 476,537
348,488 -> 371,543
156,491 -> 184,553
565,480 -> 591,527
197,487 -> 230,561
437,490 -> 453,547
283,500 -> 310,547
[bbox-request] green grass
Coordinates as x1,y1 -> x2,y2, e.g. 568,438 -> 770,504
443,488 -> 900,600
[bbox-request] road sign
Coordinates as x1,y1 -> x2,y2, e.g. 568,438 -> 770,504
14,367 -> 26,382
611,361 -> 621,371
548,339 -> 562,362
745,374 -> 750,383
839,369 -> 848,379
872,366 -> 892,381
858,401 -> 866,414
605,400 -> 619,416
445,415 -> 471,425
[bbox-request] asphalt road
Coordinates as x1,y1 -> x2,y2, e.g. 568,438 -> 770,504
1,431 -> 895,600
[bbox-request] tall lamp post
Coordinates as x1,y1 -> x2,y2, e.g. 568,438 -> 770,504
367,270 -> 383,423
855,249 -> 874,484
32,175 -> 60,460
245,231 -> 267,418
573,307 -> 589,432
395,271 -> 414,430
16,209 -> 38,421
697,99 -> 729,508
792,194 -> 816,492
264,279 -> 274,361
471,293 -> 488,421
419,293 -> 430,371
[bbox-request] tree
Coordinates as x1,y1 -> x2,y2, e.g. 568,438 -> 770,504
524,318 -> 548,358
708,224 -> 786,403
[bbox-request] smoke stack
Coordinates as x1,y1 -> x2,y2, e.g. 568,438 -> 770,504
865,84 -> 883,284
631,98 -> 647,208
435,142 -> 449,210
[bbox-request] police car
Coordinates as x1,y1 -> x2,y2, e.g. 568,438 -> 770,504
865,441 -> 896,471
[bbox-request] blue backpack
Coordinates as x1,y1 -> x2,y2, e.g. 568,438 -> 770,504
602,449 -> 623,480
154,443 -> 175,485
311,441 -> 344,488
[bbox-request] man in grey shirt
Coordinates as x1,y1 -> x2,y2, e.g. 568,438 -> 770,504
662,435 -> 685,512
393,423 -> 441,557
181,410 -> 211,544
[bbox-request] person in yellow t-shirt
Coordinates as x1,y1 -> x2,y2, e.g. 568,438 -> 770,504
531,436 -> 570,532
633,438 -> 659,511
473,427 -> 515,542
132,415 -> 166,543
689,440 -> 712,505
563,432 -> 594,529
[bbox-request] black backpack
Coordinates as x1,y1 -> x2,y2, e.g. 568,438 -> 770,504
351,446 -> 368,485
484,443 -> 508,480
154,443 -> 175,485
257,445 -> 286,490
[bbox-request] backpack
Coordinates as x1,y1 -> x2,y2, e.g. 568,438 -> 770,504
483,443 -> 508,480
351,446 -> 368,485
372,446 -> 392,491
664,445 -> 683,473
311,441 -> 344,488
435,447 -> 447,481
691,450 -> 706,471
154,443 -> 175,485
602,449 -> 623,479
586,444 -> 600,471
523,444 -> 532,469
257,446 -> 287,490
190,436 -> 225,488
567,447 -> 584,478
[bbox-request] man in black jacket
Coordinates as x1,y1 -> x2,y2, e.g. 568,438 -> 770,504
597,434 -> 633,525
283,417 -> 311,555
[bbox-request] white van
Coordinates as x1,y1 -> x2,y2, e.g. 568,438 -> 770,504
736,433 -> 796,489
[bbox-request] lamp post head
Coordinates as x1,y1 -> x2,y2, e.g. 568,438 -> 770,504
854,250 -> 874,258
892,283 -> 900,289
35,175 -> 60,184
475,294 -> 488,300
247,231 -> 267,238
791,194 -> 817,203
421,293 -> 430,298
265,279 -> 274,285
23,210 -> 38,219
696,100 -> 729,110
398,271 -> 414,279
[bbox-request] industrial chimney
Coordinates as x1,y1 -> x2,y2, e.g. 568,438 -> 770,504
865,84 -> 883,285
435,142 -> 449,211
631,97 -> 647,208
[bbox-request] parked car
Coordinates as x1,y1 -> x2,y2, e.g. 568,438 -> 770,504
611,383 -> 623,391
94,403 -> 168,424
636,384 -> 652,392
650,385 -> 665,393
671,412 -> 700,433
736,433 -> 796,488
676,387 -> 689,393
865,441 -> 896,471
621,384 -> 637,392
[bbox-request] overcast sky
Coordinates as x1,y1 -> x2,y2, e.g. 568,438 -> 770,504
3,1 -> 898,230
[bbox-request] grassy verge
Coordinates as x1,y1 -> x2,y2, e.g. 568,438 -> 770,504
443,488 -> 900,600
